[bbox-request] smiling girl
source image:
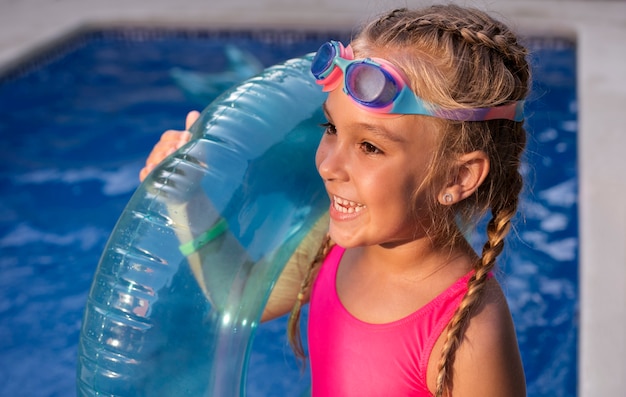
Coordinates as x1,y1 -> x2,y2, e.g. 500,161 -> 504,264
141,5 -> 530,396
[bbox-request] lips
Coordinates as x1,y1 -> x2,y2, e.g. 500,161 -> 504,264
332,195 -> 366,214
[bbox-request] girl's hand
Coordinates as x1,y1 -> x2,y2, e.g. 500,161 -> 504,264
139,111 -> 200,181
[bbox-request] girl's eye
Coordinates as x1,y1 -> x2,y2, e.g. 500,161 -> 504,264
319,122 -> 382,154
360,141 -> 382,154
321,122 -> 337,135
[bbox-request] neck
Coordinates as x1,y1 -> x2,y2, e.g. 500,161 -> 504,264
347,235 -> 476,282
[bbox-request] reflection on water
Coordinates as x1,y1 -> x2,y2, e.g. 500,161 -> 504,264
0,31 -> 577,397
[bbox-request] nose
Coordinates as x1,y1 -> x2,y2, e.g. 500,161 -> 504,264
316,137 -> 347,182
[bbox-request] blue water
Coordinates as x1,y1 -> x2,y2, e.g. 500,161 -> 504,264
0,30 -> 577,396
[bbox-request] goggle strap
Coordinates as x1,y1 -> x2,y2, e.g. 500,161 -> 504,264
483,101 -> 525,122
311,40 -> 525,122
390,87 -> 436,116
317,67 -> 343,92
344,44 -> 354,59
434,101 -> 525,122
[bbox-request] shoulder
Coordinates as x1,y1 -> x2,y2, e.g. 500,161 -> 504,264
451,277 -> 526,396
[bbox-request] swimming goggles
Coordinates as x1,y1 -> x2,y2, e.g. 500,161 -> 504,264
311,40 -> 524,122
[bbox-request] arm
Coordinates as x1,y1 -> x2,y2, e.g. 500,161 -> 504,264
428,279 -> 526,396
139,111 -> 328,321
451,279 -> 526,396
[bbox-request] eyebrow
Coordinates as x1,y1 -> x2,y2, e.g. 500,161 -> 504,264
322,102 -> 408,145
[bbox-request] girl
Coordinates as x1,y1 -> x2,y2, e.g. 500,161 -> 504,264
141,5 -> 530,396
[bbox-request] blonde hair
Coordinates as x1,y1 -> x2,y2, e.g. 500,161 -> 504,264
287,233 -> 333,360
289,5 -> 530,396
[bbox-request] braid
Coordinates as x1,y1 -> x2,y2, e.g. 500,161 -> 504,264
416,12 -> 521,57
435,125 -> 525,396
287,233 -> 334,361
435,205 -> 520,396
373,7 -> 523,51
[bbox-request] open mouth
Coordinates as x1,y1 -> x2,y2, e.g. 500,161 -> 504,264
333,195 -> 366,214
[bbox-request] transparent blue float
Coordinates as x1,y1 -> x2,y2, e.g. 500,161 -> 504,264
76,55 -> 328,396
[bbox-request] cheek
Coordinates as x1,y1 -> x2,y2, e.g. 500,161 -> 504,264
377,170 -> 424,210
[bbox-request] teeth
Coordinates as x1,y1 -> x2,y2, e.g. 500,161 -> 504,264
333,195 -> 366,214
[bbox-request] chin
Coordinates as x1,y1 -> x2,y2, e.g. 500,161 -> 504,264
327,228 -> 359,249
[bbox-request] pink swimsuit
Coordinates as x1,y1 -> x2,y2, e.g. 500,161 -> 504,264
308,245 -> 474,397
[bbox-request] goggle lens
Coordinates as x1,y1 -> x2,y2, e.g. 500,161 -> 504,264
346,63 -> 398,108
311,42 -> 338,80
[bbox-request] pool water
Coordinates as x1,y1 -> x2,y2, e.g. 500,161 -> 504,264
0,30 -> 577,396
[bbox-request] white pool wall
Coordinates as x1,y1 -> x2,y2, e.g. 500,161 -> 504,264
1,1 -> 625,395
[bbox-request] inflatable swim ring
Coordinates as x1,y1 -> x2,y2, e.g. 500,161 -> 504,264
76,55 -> 328,396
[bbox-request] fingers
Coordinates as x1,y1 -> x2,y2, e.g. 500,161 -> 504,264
139,164 -> 152,182
139,111 -> 199,182
139,129 -> 193,182
146,131 -> 183,162
185,110 -> 201,130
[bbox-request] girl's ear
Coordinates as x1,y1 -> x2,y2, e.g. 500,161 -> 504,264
438,151 -> 490,205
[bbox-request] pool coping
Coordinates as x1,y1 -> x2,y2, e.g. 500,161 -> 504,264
2,1 -> 626,395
